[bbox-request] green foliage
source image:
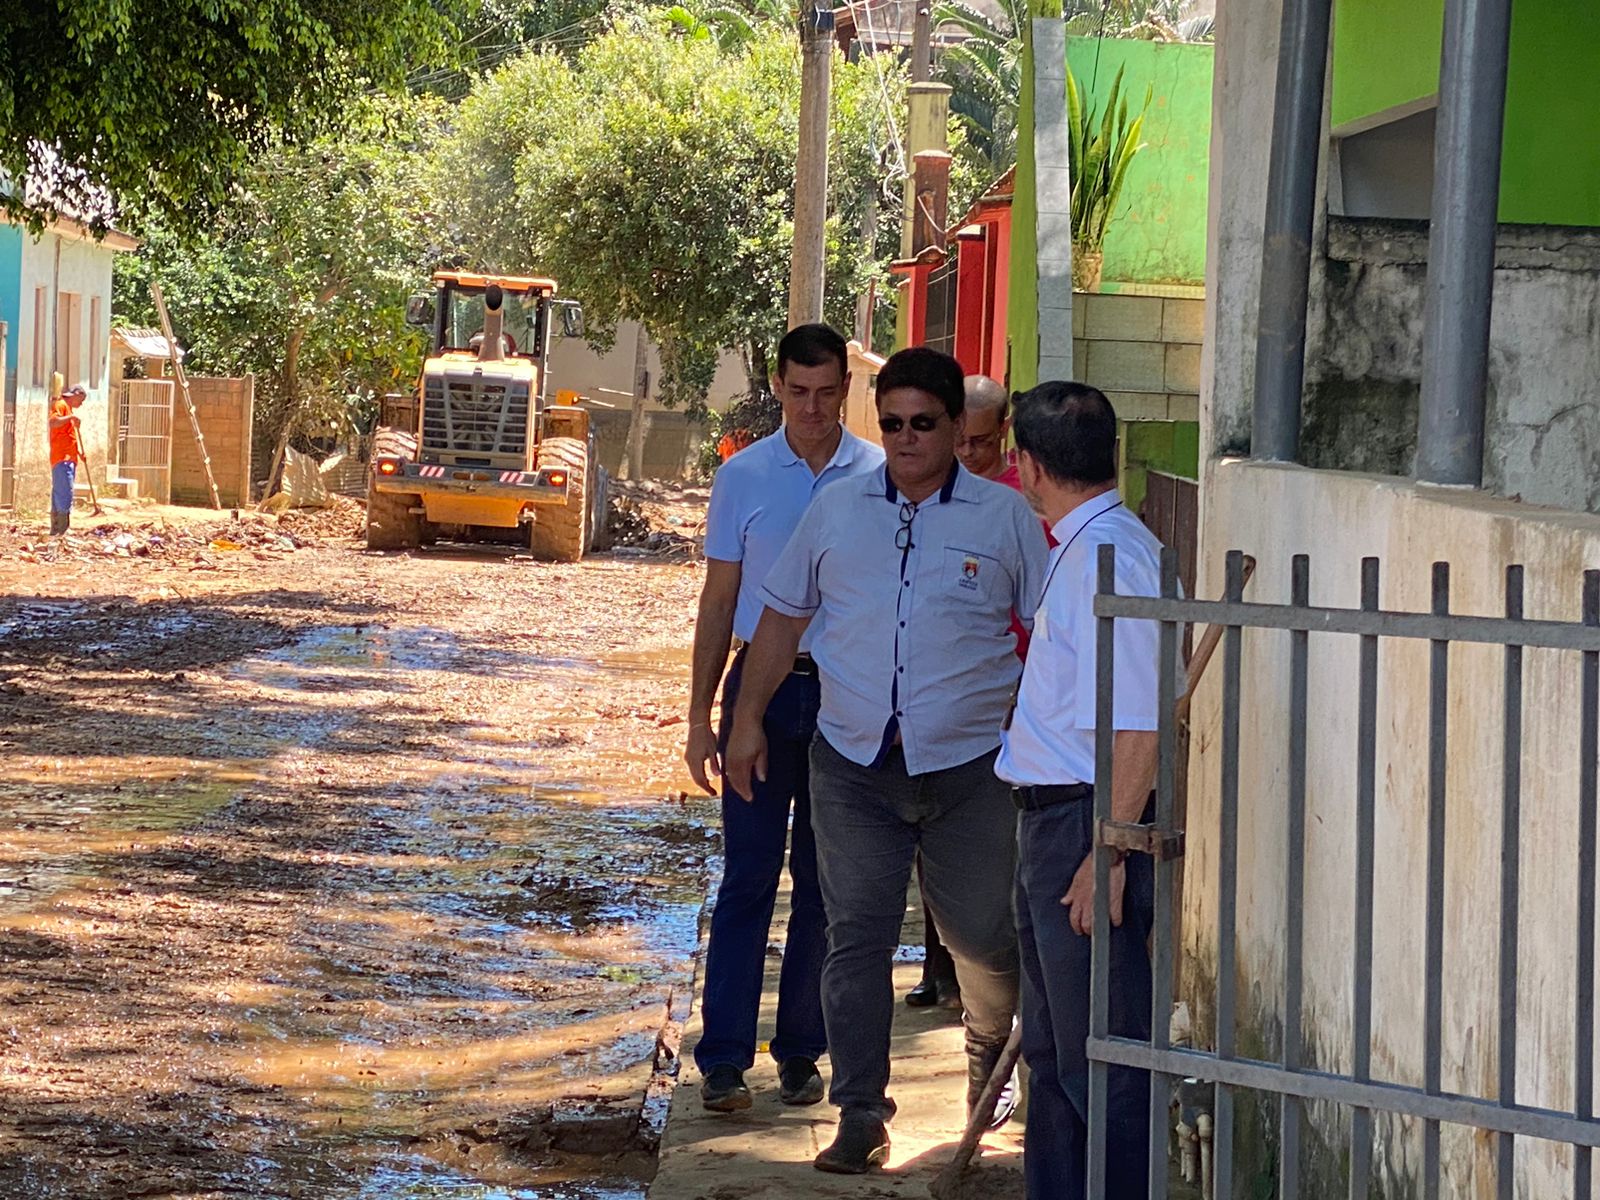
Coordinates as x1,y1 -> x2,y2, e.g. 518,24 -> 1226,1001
443,16 -> 899,415
662,0 -> 793,52
409,0 -> 615,99
938,0 -> 1204,179
2,0 -> 462,232
937,0 -> 1026,173
1065,64 -> 1149,250
114,98 -> 445,464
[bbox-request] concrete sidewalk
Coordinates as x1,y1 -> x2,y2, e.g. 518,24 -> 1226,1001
649,882 -> 1024,1200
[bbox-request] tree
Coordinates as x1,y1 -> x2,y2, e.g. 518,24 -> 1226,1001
2,0 -> 461,232
937,0 -> 1026,173
113,98 -> 445,471
441,16 -> 901,416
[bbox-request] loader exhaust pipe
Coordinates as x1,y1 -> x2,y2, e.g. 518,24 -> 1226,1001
478,283 -> 505,362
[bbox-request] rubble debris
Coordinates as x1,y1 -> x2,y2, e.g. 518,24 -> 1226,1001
605,480 -> 705,560
0,496 -> 367,568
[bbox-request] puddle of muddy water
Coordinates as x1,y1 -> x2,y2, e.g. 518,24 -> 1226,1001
344,1161 -> 644,1199
237,625 -> 607,692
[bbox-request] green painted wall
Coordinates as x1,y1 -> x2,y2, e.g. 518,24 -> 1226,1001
1065,39 -> 1213,285
1120,418 -> 1199,512
1329,0 -> 1443,129
1332,0 -> 1600,227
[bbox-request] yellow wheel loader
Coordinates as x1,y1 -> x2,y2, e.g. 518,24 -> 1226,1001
367,271 -> 609,560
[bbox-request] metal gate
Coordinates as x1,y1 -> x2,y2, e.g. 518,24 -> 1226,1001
1088,545 -> 1600,1199
117,378 -> 173,503
922,254 -> 959,360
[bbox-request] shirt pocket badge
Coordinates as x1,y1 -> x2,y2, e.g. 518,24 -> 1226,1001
945,546 -> 1001,603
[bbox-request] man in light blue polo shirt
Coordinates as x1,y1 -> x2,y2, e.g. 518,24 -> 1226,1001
683,323 -> 883,1114
725,346 -> 1048,1174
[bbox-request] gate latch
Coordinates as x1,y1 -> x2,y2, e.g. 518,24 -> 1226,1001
1097,819 -> 1186,862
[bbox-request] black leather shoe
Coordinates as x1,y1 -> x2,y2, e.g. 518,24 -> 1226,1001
814,1112 -> 891,1174
701,1063 -> 752,1113
937,981 -> 964,1011
778,1056 -> 825,1106
905,978 -> 939,1007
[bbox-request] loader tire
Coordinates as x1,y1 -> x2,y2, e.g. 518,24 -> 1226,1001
366,427 -> 423,550
528,436 -> 589,563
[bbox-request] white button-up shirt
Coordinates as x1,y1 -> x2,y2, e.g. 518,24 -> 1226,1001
703,426 -> 884,646
996,490 -> 1171,787
760,463 -> 1049,775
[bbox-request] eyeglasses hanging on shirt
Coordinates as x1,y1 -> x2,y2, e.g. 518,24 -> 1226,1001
895,499 -> 917,551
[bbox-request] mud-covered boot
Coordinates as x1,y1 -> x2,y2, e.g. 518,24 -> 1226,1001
966,1036 -> 1017,1130
49,511 -> 67,537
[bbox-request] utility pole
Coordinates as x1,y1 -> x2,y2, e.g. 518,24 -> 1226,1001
788,1 -> 835,329
911,0 -> 932,83
626,326 -> 650,481
854,178 -> 879,346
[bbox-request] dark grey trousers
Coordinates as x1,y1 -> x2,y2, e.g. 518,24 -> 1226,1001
808,735 -> 1019,1121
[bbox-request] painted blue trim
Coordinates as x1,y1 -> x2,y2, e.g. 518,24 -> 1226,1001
0,223 -> 21,378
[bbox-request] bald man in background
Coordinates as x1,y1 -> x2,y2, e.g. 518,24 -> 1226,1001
954,376 -> 1017,485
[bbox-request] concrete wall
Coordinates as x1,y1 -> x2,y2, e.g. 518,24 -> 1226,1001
9,225 -> 118,513
171,376 -> 254,508
1194,1 -> 1600,1192
1074,290 -> 1203,422
1201,0 -> 1279,465
546,320 -> 750,416
1066,39 -> 1214,286
1184,459 -> 1600,1197
1302,217 -> 1600,513
842,340 -> 885,445
588,407 -> 709,480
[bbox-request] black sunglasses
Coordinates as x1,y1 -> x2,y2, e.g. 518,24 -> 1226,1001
878,412 -> 944,435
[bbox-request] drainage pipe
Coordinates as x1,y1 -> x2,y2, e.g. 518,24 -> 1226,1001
1415,0 -> 1513,488
1249,0 -> 1334,463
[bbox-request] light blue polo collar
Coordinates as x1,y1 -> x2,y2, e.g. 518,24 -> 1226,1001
775,423 -> 862,473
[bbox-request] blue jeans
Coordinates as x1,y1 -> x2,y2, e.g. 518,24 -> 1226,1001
51,461 -> 76,517
693,652 -> 828,1072
1016,794 -> 1154,1200
808,738 -> 1019,1122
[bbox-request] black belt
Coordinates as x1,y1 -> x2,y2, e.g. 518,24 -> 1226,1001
1011,782 -> 1092,811
732,641 -> 817,677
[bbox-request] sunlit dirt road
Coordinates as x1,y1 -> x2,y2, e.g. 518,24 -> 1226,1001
0,498 -> 711,1199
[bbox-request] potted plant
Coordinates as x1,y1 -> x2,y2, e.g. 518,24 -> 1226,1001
1066,63 -> 1151,292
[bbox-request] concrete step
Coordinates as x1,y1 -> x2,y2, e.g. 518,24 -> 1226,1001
72,477 -> 139,501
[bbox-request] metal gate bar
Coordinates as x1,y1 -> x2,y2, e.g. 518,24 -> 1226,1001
1423,563 -> 1449,1200
1086,545 -> 1600,1200
1351,556 -> 1381,1199
1281,555 -> 1309,1199
1578,573 -> 1599,1200
1497,566 -> 1523,1200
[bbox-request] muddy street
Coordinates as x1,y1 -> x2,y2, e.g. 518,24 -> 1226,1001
0,498 -> 712,1199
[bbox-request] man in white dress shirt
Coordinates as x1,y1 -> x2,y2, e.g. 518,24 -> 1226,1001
995,381 -> 1166,1200
725,347 -> 1048,1174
